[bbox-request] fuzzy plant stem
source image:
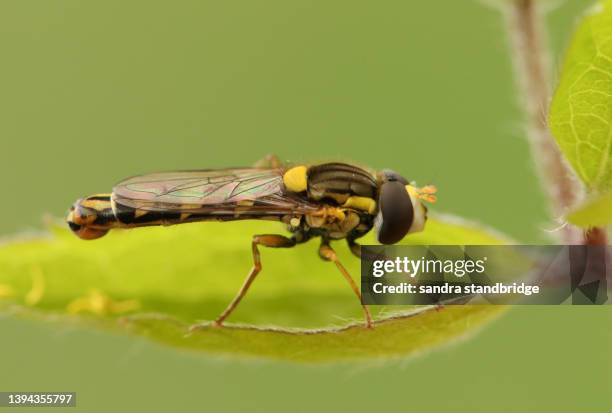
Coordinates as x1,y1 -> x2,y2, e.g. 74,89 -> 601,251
503,0 -> 587,244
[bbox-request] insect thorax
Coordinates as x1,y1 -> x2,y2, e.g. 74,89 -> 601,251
306,163 -> 377,203
280,162 -> 379,242
283,207 -> 373,243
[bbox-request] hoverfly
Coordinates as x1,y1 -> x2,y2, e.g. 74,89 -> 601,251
66,155 -> 437,328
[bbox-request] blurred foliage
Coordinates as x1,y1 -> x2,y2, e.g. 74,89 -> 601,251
549,0 -> 612,192
567,190 -> 612,227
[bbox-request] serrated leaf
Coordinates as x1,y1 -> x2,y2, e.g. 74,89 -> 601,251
549,0 -> 612,191
0,216 -> 510,362
567,190 -> 612,227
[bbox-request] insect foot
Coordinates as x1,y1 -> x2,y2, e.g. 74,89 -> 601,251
188,322 -> 218,333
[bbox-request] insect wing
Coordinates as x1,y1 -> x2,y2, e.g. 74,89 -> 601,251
112,168 -> 318,215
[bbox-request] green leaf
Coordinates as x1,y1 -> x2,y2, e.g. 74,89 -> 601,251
567,190 -> 612,227
549,0 -> 612,191
0,215 -> 510,362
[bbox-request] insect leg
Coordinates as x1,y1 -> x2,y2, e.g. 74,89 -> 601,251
253,154 -> 283,168
347,239 -> 361,258
318,242 -> 373,329
348,239 -> 388,262
214,234 -> 296,327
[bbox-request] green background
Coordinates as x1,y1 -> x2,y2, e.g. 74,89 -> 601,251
1,1 -> 610,412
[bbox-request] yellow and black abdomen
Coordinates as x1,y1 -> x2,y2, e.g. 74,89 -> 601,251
67,194 -> 190,239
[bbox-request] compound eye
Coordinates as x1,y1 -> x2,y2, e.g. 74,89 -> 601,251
375,181 -> 414,244
380,169 -> 409,185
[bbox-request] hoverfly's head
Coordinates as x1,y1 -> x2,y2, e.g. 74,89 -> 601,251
66,195 -> 113,240
374,170 -> 437,245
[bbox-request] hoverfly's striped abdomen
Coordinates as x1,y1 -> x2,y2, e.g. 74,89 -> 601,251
67,194 -> 191,239
306,163 -> 377,204
113,203 -> 182,226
